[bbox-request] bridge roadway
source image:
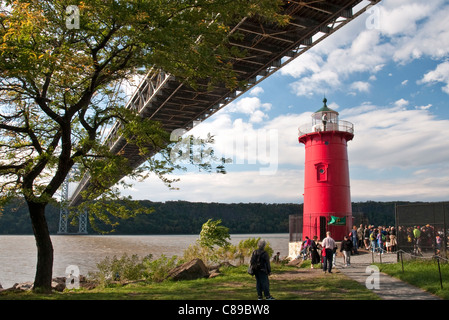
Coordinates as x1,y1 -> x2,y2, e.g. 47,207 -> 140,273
70,0 -> 380,206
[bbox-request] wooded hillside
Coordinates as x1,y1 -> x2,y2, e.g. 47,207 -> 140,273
0,199 -> 406,235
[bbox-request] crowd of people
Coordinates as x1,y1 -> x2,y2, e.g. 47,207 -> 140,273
396,224 -> 448,255
359,224 -> 398,254
293,224 -> 400,271
297,224 -> 398,260
250,223 -> 448,300
296,223 -> 448,266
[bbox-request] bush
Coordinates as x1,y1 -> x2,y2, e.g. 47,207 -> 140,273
236,237 -> 273,265
91,253 -> 146,286
142,254 -> 178,282
91,253 -> 179,286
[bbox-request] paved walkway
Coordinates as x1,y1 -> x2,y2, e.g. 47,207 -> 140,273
335,250 -> 441,300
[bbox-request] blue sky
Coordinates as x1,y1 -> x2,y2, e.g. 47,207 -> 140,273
119,0 -> 449,204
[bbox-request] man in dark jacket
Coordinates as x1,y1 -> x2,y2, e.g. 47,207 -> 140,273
340,235 -> 353,267
250,240 -> 275,300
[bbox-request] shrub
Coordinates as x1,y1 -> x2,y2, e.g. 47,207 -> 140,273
91,253 -> 179,286
142,254 -> 178,282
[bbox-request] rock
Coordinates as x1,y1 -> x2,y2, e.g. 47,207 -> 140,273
13,282 -> 34,291
4,275 -> 95,292
208,270 -> 221,278
52,277 -> 66,292
167,258 -> 209,281
287,258 -> 302,266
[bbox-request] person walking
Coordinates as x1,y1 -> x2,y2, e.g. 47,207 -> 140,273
321,231 -> 336,273
250,240 -> 275,300
340,235 -> 353,267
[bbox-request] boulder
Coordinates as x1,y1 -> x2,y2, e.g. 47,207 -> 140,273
12,282 -> 34,291
167,258 -> 209,281
52,277 -> 66,292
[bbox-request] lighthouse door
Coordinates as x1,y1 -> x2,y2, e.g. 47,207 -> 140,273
319,216 -> 327,240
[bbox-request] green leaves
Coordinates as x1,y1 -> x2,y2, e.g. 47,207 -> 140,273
198,218 -> 231,249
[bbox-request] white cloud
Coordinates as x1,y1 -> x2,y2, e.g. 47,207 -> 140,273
121,170 -> 304,203
387,1 -> 449,62
225,97 -> 271,123
415,104 -> 432,110
284,29 -> 391,97
281,52 -> 324,78
289,69 -> 341,97
346,105 -> 449,170
350,81 -> 371,93
418,61 -> 449,94
393,98 -> 409,108
278,0 -> 449,98
377,0 -> 438,37
249,86 -> 264,97
351,170 -> 449,201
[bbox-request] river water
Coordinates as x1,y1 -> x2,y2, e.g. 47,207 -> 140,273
0,234 -> 289,289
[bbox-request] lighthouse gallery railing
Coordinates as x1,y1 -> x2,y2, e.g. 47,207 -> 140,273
298,120 -> 354,136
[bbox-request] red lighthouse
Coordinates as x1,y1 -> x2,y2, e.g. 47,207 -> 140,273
298,98 -> 354,241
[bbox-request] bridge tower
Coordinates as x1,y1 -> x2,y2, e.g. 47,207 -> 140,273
58,175 -> 70,234
58,173 -> 88,234
298,98 -> 354,241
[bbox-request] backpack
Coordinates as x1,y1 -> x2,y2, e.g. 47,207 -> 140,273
248,250 -> 263,275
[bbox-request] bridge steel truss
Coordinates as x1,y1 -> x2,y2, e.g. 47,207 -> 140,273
70,0 -> 381,207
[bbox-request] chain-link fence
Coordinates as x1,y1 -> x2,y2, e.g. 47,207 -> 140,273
395,202 -> 449,257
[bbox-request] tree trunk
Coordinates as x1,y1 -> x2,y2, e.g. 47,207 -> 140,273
27,200 -> 54,293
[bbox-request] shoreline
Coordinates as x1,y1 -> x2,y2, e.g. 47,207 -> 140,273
0,233 -> 289,289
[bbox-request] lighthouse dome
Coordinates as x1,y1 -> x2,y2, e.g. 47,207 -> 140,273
311,98 -> 339,131
314,98 -> 338,114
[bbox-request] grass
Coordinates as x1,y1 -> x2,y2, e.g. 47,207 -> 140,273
0,262 -> 380,300
376,259 -> 449,299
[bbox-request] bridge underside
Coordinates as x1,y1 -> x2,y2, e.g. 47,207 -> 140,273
70,0 -> 380,206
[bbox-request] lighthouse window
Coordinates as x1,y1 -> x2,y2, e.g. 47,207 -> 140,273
315,163 -> 328,182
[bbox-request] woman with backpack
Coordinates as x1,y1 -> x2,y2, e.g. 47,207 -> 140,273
250,239 -> 275,300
